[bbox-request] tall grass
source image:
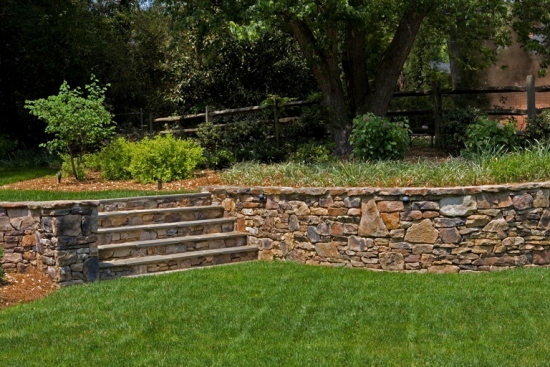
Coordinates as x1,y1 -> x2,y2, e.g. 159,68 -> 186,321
222,144 -> 550,187
2,262 -> 550,366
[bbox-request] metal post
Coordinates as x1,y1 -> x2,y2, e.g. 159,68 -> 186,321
527,75 -> 536,121
205,106 -> 210,124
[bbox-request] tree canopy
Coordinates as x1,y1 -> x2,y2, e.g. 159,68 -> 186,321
2,0 -> 550,156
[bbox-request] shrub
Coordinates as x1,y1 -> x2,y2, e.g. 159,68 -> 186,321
525,110 -> 550,144
350,113 -> 410,161
289,141 -> 335,163
25,75 -> 115,180
0,135 -> 17,157
204,149 -> 236,170
129,134 -> 203,183
439,107 -> 481,156
94,137 -> 133,180
463,117 -> 518,157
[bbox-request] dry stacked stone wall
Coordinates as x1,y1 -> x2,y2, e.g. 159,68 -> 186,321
0,201 -> 99,286
206,183 -> 550,273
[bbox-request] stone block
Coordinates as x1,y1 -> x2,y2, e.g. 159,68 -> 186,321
52,215 -> 82,236
401,210 -> 422,221
533,190 -> 550,208
0,214 -> 13,231
477,193 -> 512,209
434,218 -> 465,228
412,201 -> 440,211
405,219 -> 439,244
513,193 -> 533,211
315,242 -> 338,258
377,201 -> 404,213
428,265 -> 460,274
440,196 -> 477,217
379,252 -> 404,270
358,199 -> 389,237
381,212 -> 400,230
439,228 -> 462,244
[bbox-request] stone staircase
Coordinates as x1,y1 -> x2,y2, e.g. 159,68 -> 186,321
95,193 -> 257,280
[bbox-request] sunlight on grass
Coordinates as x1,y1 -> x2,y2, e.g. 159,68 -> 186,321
0,167 -> 57,186
1,262 -> 550,366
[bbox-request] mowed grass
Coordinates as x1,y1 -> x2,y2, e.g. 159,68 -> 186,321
1,261 -> 550,366
0,167 -> 57,186
0,190 -> 184,202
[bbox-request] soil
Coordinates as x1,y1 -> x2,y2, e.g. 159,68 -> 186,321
0,145 -> 447,310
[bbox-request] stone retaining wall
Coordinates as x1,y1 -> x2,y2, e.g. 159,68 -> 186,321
0,201 -> 100,286
205,183 -> 550,273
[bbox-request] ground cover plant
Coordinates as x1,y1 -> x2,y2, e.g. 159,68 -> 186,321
1,261 -> 550,366
221,142 -> 550,187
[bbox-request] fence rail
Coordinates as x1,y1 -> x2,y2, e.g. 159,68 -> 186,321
153,75 -> 549,146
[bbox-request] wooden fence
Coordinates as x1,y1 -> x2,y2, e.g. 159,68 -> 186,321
154,75 -> 550,145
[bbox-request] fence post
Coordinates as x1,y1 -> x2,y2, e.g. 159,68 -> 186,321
432,81 -> 442,147
148,113 -> 153,133
273,97 -> 280,149
205,106 -> 210,124
527,75 -> 536,121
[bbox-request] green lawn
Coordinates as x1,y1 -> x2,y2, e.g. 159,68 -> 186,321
0,189 -> 185,202
0,167 -> 57,186
1,261 -> 549,366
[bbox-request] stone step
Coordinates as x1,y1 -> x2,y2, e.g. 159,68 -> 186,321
98,245 -> 258,280
95,218 -> 236,246
98,205 -> 224,228
98,192 -> 212,213
98,231 -> 247,261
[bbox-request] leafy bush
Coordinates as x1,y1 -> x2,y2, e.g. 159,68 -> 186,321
204,149 -> 236,170
525,110 -> 550,144
289,141 -> 335,163
94,137 -> 133,180
0,135 -> 17,157
463,117 -> 518,157
350,113 -> 410,161
25,75 -> 115,180
196,104 -> 330,164
129,134 -> 203,183
439,107 -> 481,156
0,148 -> 59,168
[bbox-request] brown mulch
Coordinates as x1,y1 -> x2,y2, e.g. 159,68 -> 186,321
0,170 -> 223,193
0,146 -> 447,311
0,268 -> 57,310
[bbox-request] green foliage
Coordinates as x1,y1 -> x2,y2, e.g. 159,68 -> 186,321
289,141 -> 335,164
439,107 -> 481,156
350,113 -> 410,161
463,117 -> 518,157
25,76 -> 115,180
94,138 -> 133,180
204,149 -> 236,170
0,135 -> 17,157
525,110 -> 550,144
128,135 -> 203,184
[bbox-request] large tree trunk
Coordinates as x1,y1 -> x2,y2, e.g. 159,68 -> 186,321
366,10 -> 427,116
286,18 -> 352,156
342,1 -> 369,117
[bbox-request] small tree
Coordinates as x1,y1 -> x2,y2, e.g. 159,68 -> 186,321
25,76 -> 115,179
